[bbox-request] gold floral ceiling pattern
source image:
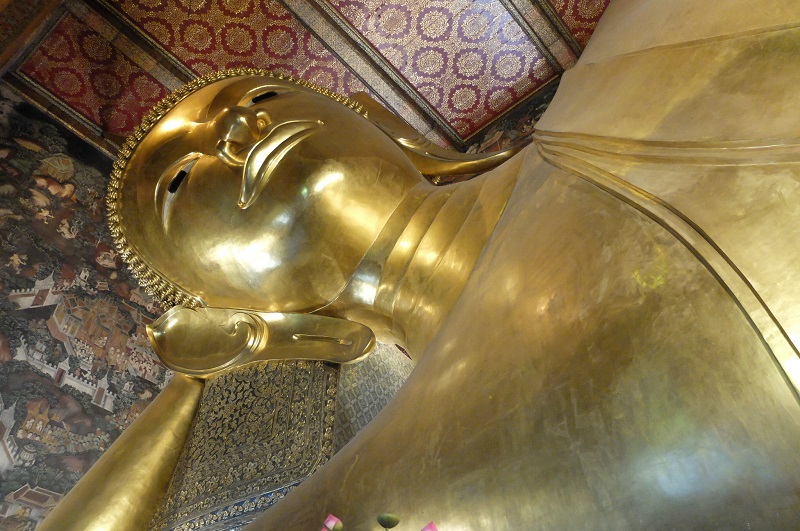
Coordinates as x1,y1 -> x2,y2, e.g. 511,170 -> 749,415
551,0 -> 611,47
327,0 -> 557,136
112,0 -> 367,94
2,0 -> 611,150
19,13 -> 170,136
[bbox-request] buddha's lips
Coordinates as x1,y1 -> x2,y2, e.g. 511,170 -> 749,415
239,119 -> 324,209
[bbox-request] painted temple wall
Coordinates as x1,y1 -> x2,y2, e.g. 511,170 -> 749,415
0,81 -> 169,529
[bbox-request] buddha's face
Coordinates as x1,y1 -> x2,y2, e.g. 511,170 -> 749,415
118,75 -> 425,312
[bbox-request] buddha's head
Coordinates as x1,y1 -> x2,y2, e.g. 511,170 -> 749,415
109,69 -> 520,316
108,70 -> 427,313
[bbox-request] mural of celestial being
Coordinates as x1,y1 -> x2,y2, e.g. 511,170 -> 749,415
0,81 -> 167,530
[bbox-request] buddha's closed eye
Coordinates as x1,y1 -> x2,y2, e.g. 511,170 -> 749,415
160,155 -> 199,231
249,90 -> 278,105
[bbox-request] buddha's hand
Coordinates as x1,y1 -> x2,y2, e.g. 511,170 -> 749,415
147,306 -> 375,377
146,306 -> 260,376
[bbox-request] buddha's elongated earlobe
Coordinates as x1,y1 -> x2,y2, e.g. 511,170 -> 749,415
147,306 -> 375,377
351,92 -> 526,176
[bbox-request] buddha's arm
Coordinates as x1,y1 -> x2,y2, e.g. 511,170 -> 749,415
146,306 -> 376,377
38,374 -> 204,531
38,308 -> 374,530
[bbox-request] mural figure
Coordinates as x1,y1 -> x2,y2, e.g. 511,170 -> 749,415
6,253 -> 27,273
57,219 -> 79,240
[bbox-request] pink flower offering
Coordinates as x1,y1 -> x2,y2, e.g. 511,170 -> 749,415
323,514 -> 343,530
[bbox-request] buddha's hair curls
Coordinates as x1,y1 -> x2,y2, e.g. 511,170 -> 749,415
106,68 -> 366,310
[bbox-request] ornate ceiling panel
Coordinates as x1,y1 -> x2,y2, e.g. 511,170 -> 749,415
550,0 -> 612,47
1,0 -> 612,151
18,13 -> 170,136
324,0 -> 557,137
111,0 -> 367,95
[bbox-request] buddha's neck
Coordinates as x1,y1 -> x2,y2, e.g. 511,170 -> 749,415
323,164 -> 521,359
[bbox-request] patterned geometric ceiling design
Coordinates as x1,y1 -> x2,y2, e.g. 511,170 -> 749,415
2,0 -> 612,151
326,0 -> 557,136
112,0 -> 367,95
551,0 -> 612,47
19,13 -> 170,136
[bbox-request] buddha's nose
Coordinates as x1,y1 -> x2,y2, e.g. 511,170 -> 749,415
213,106 -> 271,167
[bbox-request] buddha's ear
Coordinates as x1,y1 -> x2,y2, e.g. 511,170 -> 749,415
147,306 -> 376,377
351,92 -> 525,177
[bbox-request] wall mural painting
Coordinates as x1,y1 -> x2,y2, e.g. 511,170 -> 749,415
467,79 -> 559,156
0,82 -> 167,530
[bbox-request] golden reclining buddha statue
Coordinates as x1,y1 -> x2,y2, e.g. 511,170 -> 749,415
42,1 -> 800,529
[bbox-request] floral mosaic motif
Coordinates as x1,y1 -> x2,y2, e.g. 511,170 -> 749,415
328,0 -> 556,137
114,0 -> 367,95
152,360 -> 338,530
334,342 -> 414,452
549,0 -> 612,48
19,14 -> 170,136
0,82 -> 168,530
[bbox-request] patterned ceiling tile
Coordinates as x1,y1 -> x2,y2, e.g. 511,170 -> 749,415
18,13 -> 170,136
113,0 -> 367,96
548,0 -> 612,48
0,1 -> 57,69
501,0 -> 578,69
65,0 -> 187,91
327,0 -> 557,137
